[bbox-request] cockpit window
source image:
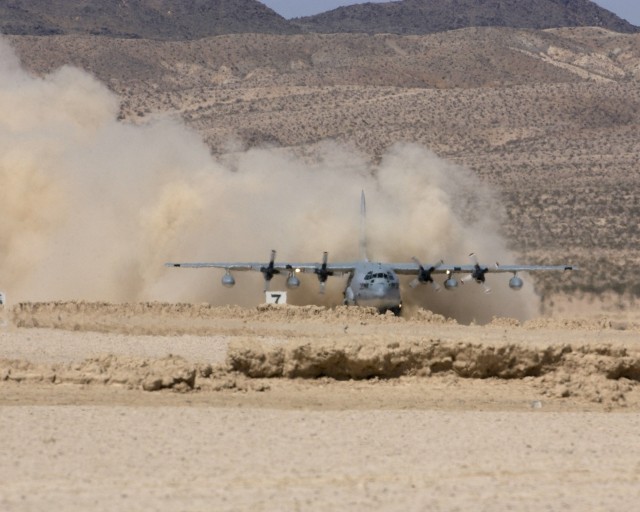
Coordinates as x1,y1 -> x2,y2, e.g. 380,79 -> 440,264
364,270 -> 396,283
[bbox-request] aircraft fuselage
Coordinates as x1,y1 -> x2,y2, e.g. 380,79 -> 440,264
343,262 -> 402,314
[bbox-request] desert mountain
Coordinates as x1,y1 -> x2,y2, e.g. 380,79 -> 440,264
295,0 -> 639,34
1,0 -> 638,39
0,0 -> 297,39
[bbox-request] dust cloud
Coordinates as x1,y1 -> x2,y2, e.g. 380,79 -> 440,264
0,38 -> 542,323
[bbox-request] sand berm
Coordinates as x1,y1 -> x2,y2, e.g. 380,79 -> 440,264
1,301 -> 640,407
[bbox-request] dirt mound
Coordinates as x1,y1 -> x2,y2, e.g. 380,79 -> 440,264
2,338 -> 639,405
9,302 -> 414,335
0,354 -> 203,392
225,338 -> 640,406
254,304 -> 395,322
409,308 -> 456,324
524,316 -> 615,331
11,301 -> 630,336
226,338 -> 570,379
535,345 -> 640,405
5,301 -> 640,406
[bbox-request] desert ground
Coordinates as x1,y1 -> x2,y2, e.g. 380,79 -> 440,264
2,301 -> 640,511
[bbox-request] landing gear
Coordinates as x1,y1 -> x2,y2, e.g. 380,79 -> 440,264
383,306 -> 402,317
389,306 -> 402,317
343,286 -> 356,306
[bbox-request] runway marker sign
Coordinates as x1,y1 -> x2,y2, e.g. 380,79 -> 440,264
265,291 -> 287,305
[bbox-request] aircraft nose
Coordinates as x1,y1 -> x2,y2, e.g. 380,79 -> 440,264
371,282 -> 387,296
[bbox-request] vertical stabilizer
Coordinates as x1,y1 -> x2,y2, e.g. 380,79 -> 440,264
360,190 -> 369,262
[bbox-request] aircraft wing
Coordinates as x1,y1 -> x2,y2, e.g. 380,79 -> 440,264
391,259 -> 576,293
165,254 -> 357,294
165,261 -> 357,275
167,261 -> 575,274
166,262 -> 258,271
291,263 -> 357,275
392,263 -> 576,275
477,264 -> 577,274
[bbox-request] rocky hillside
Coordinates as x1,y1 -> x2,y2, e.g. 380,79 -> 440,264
0,0 -> 297,39
295,0 -> 639,34
1,0 -> 637,39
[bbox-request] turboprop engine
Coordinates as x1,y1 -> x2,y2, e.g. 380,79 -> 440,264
221,271 -> 236,288
286,270 -> 301,289
509,274 -> 524,290
444,271 -> 459,290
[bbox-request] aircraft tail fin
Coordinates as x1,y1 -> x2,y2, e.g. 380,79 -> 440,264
360,190 -> 369,262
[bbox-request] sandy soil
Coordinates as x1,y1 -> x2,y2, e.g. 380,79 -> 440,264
2,302 -> 640,511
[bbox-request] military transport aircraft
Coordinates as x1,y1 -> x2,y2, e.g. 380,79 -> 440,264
166,192 -> 576,314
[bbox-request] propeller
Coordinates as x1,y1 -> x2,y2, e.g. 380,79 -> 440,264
259,250 -> 280,291
462,253 -> 491,294
314,251 -> 334,294
409,257 -> 442,291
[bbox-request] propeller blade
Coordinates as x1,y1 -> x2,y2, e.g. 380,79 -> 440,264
315,251 -> 333,288
461,274 -> 474,284
483,283 -> 492,294
260,249 -> 279,291
431,281 -> 442,292
319,280 -> 326,295
411,256 -> 443,289
467,253 -> 490,286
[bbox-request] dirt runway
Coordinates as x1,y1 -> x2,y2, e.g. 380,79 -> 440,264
2,302 -> 640,511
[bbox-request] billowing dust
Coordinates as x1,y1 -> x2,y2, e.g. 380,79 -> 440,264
0,37 -> 552,324
2,302 -> 640,407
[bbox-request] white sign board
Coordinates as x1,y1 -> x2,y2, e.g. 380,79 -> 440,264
265,291 -> 287,305
0,292 -> 5,305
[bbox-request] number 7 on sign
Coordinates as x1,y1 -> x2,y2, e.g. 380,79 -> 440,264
265,291 -> 287,305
